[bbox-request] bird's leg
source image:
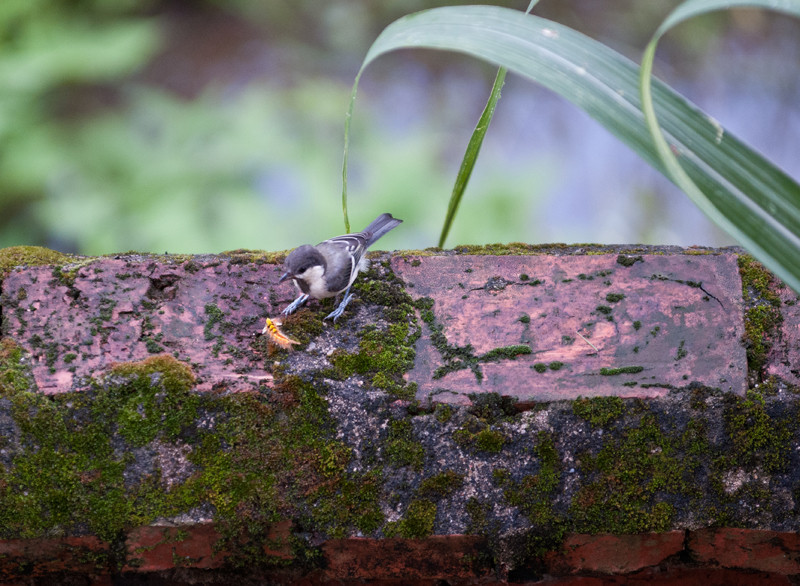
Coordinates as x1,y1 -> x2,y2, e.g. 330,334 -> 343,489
282,294 -> 310,316
325,286 -> 354,322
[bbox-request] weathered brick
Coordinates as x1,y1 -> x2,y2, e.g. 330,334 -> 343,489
689,528 -> 800,575
395,253 -> 746,403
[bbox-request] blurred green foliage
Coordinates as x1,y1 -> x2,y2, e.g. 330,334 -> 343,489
0,0 -> 159,247
0,0 -> 790,254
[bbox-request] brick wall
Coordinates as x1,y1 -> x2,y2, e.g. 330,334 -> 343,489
1,245 -> 798,584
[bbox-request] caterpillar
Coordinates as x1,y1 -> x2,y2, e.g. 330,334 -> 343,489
261,317 -> 300,350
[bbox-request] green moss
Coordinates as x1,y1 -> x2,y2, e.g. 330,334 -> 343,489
453,417 -> 506,454
0,339 -> 387,549
737,255 -> 783,376
325,272 -> 419,398
616,254 -> 643,267
0,246 -> 74,277
721,388 -> 790,473
418,470 -> 464,498
532,363 -> 547,373
145,337 -> 165,354
503,432 -> 564,554
308,469 -> 384,538
573,396 -> 625,427
384,499 -> 436,538
479,345 -> 532,363
104,355 -> 199,446
600,366 -> 643,376
475,427 -> 506,452
0,339 -> 35,396
468,392 -> 517,422
570,413 -> 692,534
605,293 -> 625,303
675,340 -> 687,361
203,303 -> 225,341
386,418 -> 425,470
548,361 -> 564,371
434,403 -> 453,423
328,322 -> 417,398
633,320 -> 642,331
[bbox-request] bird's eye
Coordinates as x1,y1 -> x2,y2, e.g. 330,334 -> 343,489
296,266 -> 308,275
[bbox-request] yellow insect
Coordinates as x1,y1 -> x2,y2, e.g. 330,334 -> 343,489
261,317 -> 300,350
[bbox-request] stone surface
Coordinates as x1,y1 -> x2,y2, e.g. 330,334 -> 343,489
1,251 -> 748,401
394,253 -> 746,404
1,256 -> 291,393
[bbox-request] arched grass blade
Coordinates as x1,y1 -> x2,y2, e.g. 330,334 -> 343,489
640,0 -> 800,292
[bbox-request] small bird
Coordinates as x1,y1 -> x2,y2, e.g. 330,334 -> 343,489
279,213 -> 403,321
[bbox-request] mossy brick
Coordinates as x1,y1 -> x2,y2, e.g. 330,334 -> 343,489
394,252 -> 746,404
0,254 -> 292,393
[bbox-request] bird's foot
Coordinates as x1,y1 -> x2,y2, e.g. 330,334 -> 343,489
325,290 -> 354,322
282,294 -> 309,316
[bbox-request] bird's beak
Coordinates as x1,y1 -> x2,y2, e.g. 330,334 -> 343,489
279,271 -> 292,283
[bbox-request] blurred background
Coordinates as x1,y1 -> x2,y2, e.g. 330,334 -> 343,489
1,0 -> 798,254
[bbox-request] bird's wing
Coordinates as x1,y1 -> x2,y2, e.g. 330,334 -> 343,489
321,233 -> 369,262
317,233 -> 369,293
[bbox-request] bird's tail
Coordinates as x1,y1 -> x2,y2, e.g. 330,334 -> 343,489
362,213 -> 403,247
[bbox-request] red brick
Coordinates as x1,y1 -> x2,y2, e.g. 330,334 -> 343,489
544,567 -> 789,585
689,528 -> 800,575
322,535 -> 489,580
767,279 -> 800,385
123,521 -> 292,572
395,254 -> 746,403
1,259 -> 287,394
544,532 -> 686,575
0,535 -> 109,578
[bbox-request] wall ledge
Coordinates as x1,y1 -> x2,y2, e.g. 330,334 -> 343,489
0,245 -> 798,583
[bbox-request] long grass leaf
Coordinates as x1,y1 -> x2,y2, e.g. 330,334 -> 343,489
438,67 -> 507,248
344,4 -> 800,290
640,0 -> 800,292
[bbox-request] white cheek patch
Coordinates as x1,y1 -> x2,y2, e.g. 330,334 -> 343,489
304,265 -> 332,299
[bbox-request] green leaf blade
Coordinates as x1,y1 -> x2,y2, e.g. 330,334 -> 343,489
344,4 -> 800,289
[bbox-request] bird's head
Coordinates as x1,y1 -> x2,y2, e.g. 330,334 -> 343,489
280,245 -> 326,286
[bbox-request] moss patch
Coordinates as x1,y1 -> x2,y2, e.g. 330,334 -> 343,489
501,432 -> 564,555
600,366 -> 643,376
385,418 -> 425,470
325,267 -> 420,399
384,499 -> 436,538
573,396 -> 625,427
570,412 -> 695,534
0,346 -> 383,558
418,470 -> 464,499
0,246 -> 74,277
737,255 -> 783,378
